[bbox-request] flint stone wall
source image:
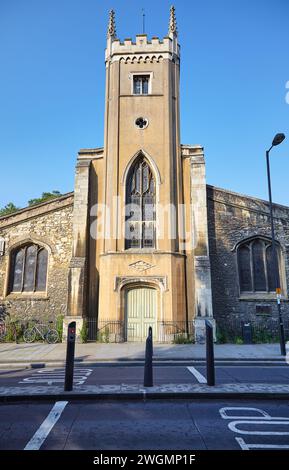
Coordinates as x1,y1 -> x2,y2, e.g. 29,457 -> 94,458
0,194 -> 73,322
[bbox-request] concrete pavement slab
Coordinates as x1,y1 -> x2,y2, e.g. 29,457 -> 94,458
60,401 -> 206,450
0,342 -> 286,369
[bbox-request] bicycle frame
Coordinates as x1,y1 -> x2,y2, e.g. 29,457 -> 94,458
31,324 -> 49,340
23,321 -> 59,344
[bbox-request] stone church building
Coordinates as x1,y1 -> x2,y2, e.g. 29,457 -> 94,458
0,8 -> 288,343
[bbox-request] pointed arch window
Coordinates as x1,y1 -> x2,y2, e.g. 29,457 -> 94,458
237,237 -> 281,294
125,157 -> 156,249
9,244 -> 48,293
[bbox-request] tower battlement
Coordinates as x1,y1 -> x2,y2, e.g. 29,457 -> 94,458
105,35 -> 180,63
105,8 -> 180,63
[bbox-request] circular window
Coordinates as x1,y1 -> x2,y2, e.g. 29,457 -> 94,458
135,117 -> 148,129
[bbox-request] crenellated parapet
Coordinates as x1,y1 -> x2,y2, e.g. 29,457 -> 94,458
105,7 -> 180,64
105,34 -> 180,64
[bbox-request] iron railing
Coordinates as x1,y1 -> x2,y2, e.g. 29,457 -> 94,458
157,321 -> 195,343
86,319 -> 195,343
86,319 -> 124,342
86,315 -> 289,344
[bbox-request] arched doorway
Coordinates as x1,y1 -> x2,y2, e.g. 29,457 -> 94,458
125,286 -> 157,341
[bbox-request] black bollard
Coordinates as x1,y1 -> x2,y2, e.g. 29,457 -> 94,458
64,321 -> 76,391
205,320 -> 215,386
148,326 -> 153,356
144,326 -> 153,387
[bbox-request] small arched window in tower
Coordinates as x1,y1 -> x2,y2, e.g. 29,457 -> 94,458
237,237 -> 281,294
125,157 -> 156,249
133,75 -> 150,95
9,243 -> 48,293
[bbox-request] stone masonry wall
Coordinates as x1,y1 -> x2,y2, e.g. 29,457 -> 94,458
207,185 -> 289,339
0,194 -> 73,322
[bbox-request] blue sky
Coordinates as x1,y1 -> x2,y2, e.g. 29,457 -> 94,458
0,0 -> 289,208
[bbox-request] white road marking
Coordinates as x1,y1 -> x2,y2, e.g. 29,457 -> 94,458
235,437 -> 250,450
19,377 -> 87,385
236,437 -> 289,450
228,420 -> 289,435
37,368 -> 92,375
19,368 -> 92,385
220,406 -> 289,450
220,407 -> 271,420
24,401 -> 68,450
187,366 -> 207,383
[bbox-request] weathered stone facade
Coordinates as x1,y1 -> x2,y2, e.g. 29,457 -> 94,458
207,185 -> 289,335
0,194 -> 73,321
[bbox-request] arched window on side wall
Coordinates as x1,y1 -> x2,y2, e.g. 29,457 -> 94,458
237,237 -> 281,294
9,244 -> 48,293
125,157 -> 156,249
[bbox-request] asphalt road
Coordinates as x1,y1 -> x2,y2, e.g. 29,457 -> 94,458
0,363 -> 289,387
0,399 -> 289,450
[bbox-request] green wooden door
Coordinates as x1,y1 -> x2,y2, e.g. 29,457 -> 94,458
125,287 -> 157,341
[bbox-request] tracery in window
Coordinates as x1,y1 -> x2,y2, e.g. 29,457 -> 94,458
125,157 -> 156,249
9,244 -> 48,293
237,237 -> 281,294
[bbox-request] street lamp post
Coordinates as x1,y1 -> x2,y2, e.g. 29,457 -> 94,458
266,133 -> 286,356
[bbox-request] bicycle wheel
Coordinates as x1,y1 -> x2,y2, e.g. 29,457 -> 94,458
23,328 -> 36,343
46,329 -> 59,344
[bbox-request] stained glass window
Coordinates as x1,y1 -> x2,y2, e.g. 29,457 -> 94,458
238,245 -> 252,292
252,240 -> 266,292
36,249 -> 48,292
237,238 -> 281,294
126,157 -> 156,249
12,248 -> 25,292
266,245 -> 277,292
10,244 -> 48,293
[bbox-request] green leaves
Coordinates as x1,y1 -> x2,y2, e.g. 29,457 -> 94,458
28,190 -> 62,206
0,202 -> 20,216
0,191 -> 63,216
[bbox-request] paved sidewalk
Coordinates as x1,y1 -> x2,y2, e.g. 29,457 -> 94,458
0,343 -> 288,400
0,342 -> 287,367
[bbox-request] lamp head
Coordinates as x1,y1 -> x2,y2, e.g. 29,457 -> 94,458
272,133 -> 285,146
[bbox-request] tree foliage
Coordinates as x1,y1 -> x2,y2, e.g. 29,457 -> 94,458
0,202 -> 20,216
28,191 -> 62,206
0,191 -> 63,216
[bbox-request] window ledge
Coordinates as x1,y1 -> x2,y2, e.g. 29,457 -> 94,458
5,294 -> 49,301
121,94 -> 163,97
124,249 -> 156,253
239,294 -> 288,302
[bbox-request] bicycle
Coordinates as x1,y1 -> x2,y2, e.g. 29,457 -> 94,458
23,320 -> 59,344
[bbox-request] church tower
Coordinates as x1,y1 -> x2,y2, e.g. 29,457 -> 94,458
66,7 -> 214,342
103,7 -> 181,254
98,7 -> 188,341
